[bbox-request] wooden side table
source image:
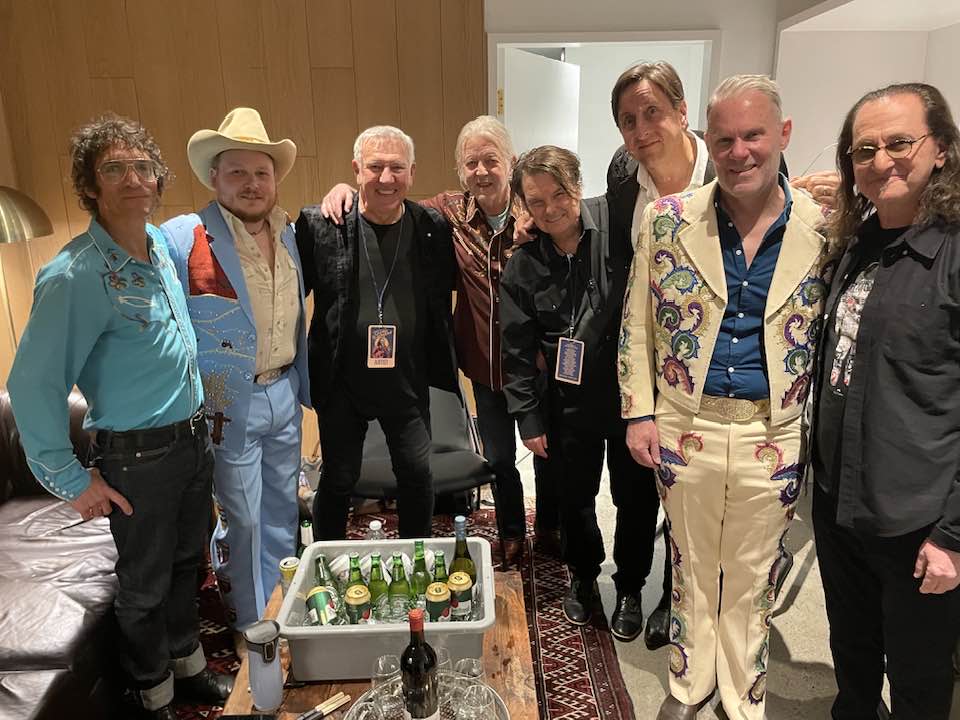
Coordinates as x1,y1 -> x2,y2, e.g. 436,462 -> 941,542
223,570 -> 537,720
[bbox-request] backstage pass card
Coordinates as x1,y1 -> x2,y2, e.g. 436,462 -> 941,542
367,324 -> 397,368
555,337 -> 584,385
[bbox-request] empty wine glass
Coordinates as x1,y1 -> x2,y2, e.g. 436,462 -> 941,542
371,654 -> 401,689
435,646 -> 452,673
453,657 -> 486,685
455,684 -> 495,719
352,702 -> 385,720
375,690 -> 405,720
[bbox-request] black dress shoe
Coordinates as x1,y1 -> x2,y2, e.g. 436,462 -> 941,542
174,667 -> 235,704
644,599 -> 671,651
534,526 -> 562,558
562,577 -> 598,626
149,706 -> 179,720
500,537 -> 524,570
610,592 -> 644,642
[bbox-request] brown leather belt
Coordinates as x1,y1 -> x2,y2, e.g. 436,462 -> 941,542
254,365 -> 291,386
699,395 -> 770,422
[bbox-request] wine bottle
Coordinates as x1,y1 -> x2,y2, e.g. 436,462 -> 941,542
410,540 -> 431,607
346,551 -> 367,591
297,519 -> 314,558
450,515 -> 477,584
368,552 -> 389,603
401,608 -> 440,720
432,550 -> 448,584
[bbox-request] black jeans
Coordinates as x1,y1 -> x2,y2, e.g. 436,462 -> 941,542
813,484 -> 960,720
473,381 -> 559,540
548,415 -> 660,594
316,389 -> 433,539
96,416 -> 214,691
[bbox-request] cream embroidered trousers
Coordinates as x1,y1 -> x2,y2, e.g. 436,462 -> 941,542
655,395 -> 802,720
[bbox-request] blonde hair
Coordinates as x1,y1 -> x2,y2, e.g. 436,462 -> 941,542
707,74 -> 783,120
353,125 -> 415,164
454,116 -> 516,187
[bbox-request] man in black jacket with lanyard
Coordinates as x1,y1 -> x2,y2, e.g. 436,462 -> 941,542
295,125 -> 458,540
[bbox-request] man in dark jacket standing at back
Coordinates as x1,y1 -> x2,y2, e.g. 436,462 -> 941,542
295,125 -> 458,540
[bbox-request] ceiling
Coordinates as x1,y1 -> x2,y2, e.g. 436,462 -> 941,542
790,0 -> 960,31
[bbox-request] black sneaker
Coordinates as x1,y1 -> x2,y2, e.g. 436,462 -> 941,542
562,577 -> 598,626
610,592 -> 644,642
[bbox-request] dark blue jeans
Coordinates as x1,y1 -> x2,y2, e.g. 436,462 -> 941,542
473,382 -> 560,540
96,416 -> 214,692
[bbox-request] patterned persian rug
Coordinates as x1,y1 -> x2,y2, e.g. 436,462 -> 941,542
178,505 -> 635,720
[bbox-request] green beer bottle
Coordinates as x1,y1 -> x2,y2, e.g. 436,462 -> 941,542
433,550 -> 449,584
410,540 -> 431,607
368,552 -> 389,603
346,551 -> 367,591
297,519 -> 314,558
450,515 -> 477,584
314,552 -> 342,595
388,552 -> 411,619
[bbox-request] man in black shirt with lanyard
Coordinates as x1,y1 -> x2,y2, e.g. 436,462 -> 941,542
296,126 -> 458,539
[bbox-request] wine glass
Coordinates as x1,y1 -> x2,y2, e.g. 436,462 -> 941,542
352,702 -> 385,720
375,691 -> 405,720
453,657 -> 486,685
371,654 -> 401,690
435,646 -> 452,673
455,684 -> 496,719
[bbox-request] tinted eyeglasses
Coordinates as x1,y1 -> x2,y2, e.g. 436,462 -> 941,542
847,133 -> 931,165
96,159 -> 159,184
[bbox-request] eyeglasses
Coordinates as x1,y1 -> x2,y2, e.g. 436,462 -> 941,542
96,159 -> 159,184
847,134 -> 930,165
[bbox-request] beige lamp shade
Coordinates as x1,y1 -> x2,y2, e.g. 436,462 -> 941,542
0,186 -> 53,243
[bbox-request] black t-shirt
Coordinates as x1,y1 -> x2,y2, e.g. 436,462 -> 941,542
814,217 -> 910,494
342,212 -> 427,415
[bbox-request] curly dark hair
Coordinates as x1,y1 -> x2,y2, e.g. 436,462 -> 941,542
510,145 -> 582,205
69,114 -> 171,215
830,83 -> 960,240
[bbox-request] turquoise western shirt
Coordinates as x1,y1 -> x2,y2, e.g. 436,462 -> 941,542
7,219 -> 203,501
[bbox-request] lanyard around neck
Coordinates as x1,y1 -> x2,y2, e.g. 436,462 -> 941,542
360,210 -> 405,323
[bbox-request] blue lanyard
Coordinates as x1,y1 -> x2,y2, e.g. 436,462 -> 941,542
360,211 -> 405,323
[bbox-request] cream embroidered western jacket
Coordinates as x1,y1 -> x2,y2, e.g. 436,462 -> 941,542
618,180 -> 841,427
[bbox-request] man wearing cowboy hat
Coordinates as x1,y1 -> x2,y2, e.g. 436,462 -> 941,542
161,107 -> 310,630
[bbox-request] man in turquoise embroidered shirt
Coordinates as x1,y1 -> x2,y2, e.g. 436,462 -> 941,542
7,115 -> 233,719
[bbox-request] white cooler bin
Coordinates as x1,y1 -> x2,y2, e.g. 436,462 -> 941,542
277,536 -> 496,681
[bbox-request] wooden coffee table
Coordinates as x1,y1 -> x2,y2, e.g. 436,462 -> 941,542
223,571 -> 537,720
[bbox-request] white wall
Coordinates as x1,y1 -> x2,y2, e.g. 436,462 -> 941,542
776,30 -> 929,174
485,0 -> 781,80
564,42 -> 706,197
925,22 -> 960,120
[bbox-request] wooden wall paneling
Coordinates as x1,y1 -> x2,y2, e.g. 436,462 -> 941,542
215,0 -> 266,70
306,0 -> 354,68
397,0 -> 446,196
125,2 -> 193,209
350,0 -> 401,128
280,156 -> 320,218
81,0 -> 133,78
311,68 -> 358,192
0,243 -> 35,342
57,155 -> 89,240
169,0 -> 228,210
48,0 -> 96,152
261,0 -> 317,158
0,86 -> 17,187
89,78 -> 140,122
7,1 -> 71,247
221,68 -> 272,132
0,259 -> 18,385
440,0 -> 486,191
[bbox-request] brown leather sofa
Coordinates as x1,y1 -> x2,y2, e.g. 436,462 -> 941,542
0,390 -> 120,720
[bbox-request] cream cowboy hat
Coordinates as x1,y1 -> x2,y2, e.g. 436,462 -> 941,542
187,107 -> 297,190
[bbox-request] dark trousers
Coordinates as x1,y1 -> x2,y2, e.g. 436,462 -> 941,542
316,389 -> 433,539
97,419 -> 214,691
473,381 -> 560,539
813,484 -> 960,720
548,417 -> 660,594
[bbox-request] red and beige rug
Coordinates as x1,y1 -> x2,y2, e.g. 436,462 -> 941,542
180,506 -> 635,720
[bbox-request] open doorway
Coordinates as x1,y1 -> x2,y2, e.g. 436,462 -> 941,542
490,32 -> 719,197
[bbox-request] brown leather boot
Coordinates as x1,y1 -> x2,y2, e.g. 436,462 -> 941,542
500,537 -> 524,570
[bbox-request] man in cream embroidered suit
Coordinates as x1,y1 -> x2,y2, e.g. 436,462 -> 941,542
162,108 -> 310,629
619,76 -> 839,720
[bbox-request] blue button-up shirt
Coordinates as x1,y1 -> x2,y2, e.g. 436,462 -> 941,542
7,220 -> 203,501
704,175 -> 792,400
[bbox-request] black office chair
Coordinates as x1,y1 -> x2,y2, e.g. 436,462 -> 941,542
353,386 -> 496,503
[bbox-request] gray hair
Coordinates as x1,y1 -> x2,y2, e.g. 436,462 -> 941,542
454,115 -> 516,185
353,125 -> 415,164
707,74 -> 783,120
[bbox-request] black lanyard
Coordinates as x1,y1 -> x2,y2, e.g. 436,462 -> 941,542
553,232 -> 585,338
360,211 -> 405,323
